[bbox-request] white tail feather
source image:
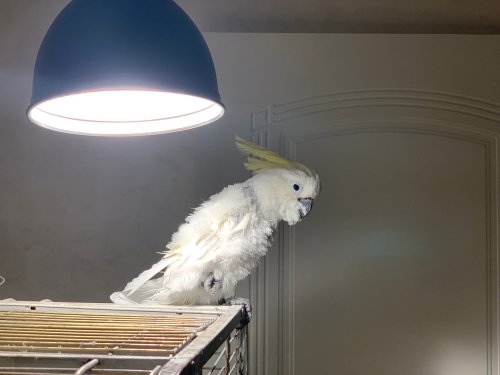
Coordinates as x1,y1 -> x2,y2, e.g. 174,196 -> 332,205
110,292 -> 137,305
123,258 -> 171,296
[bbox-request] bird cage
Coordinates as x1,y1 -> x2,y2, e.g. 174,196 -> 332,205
0,301 -> 248,375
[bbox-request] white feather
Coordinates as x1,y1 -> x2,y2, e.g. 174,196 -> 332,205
123,257 -> 171,296
110,291 -> 137,305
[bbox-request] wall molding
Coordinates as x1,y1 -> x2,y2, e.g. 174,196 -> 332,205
251,89 -> 500,130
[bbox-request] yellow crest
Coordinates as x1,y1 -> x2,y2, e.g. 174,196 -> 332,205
235,136 -> 316,177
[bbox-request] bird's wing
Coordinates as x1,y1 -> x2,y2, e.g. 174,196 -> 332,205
119,185 -> 256,298
185,208 -> 253,263
120,217 -> 245,298
162,204 -> 255,276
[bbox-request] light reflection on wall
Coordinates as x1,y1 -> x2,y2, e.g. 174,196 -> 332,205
427,339 -> 487,375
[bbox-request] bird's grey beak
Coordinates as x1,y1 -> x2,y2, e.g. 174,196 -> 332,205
299,198 -> 313,219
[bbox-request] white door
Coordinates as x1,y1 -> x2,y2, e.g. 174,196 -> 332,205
206,34 -> 500,375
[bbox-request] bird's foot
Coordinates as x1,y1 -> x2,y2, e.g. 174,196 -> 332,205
203,272 -> 223,295
219,296 -> 252,328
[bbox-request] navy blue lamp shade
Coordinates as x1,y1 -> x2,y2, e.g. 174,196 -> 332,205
27,0 -> 224,136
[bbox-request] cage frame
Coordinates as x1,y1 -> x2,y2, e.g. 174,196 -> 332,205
0,301 -> 246,375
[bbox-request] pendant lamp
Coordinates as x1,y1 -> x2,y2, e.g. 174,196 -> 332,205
27,0 -> 224,136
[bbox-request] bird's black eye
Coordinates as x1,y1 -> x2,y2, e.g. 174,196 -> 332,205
293,184 -> 300,191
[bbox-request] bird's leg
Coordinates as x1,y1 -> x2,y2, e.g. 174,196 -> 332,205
203,272 -> 223,295
220,296 -> 252,328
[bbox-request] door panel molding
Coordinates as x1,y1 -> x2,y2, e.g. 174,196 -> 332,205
248,89 -> 500,375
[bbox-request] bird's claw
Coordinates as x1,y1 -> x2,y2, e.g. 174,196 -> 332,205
220,296 -> 252,328
203,272 -> 223,295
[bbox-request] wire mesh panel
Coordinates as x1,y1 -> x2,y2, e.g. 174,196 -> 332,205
0,301 -> 246,375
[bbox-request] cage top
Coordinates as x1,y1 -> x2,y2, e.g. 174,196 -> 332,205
0,301 -> 244,374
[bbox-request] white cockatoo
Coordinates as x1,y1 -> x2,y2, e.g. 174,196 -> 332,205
110,137 -> 320,316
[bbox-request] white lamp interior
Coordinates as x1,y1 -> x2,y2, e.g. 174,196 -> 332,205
28,90 -> 224,136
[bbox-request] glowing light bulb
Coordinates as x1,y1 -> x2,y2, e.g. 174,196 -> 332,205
28,90 -> 224,136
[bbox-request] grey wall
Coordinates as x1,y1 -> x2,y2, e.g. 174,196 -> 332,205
0,2 -> 246,301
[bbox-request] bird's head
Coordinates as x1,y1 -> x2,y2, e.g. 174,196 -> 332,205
236,137 -> 320,225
